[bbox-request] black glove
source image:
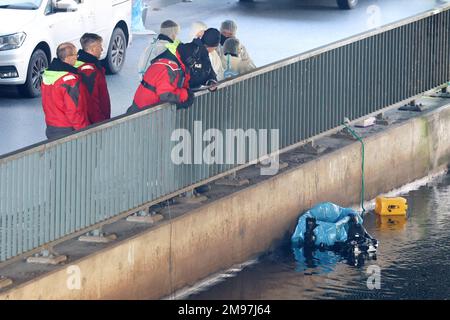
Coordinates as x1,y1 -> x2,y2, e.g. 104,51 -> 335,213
176,89 -> 195,110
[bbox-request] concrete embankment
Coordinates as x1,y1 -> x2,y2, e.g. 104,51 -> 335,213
1,96 -> 450,300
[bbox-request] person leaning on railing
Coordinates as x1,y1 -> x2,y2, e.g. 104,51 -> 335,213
189,22 -> 224,82
222,37 -> 256,78
189,28 -> 221,90
41,42 -> 90,140
128,42 -> 200,113
137,20 -> 181,78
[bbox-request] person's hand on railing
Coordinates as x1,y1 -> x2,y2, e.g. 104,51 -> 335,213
206,79 -> 218,92
176,89 -> 195,110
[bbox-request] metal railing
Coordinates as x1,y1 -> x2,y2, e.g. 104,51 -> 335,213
1,5 -> 450,263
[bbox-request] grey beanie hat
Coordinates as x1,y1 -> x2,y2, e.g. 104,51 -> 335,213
223,38 -> 240,56
220,20 -> 237,35
160,20 -> 180,38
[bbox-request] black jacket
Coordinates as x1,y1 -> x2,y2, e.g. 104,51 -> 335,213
47,58 -> 79,74
188,38 -> 217,89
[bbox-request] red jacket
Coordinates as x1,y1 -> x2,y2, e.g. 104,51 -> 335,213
41,59 -> 90,130
76,50 -> 111,124
132,50 -> 190,110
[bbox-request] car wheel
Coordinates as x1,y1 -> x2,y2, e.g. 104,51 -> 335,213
18,49 -> 48,98
337,0 -> 358,9
105,27 -> 127,74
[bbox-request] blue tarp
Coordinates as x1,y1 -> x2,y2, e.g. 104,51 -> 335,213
291,202 -> 363,247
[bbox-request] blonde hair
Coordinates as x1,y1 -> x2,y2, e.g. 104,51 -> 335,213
189,21 -> 207,40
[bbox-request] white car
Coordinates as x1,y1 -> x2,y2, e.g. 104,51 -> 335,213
0,0 -> 132,97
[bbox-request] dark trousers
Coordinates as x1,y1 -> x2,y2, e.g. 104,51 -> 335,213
46,126 -> 74,140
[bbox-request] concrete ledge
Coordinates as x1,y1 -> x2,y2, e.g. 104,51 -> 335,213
2,101 -> 450,300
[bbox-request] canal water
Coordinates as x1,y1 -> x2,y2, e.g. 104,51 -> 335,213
185,173 -> 450,300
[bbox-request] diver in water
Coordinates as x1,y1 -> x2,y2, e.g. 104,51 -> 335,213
302,217 -> 319,266
347,215 -> 377,245
304,217 -> 318,248
301,215 -> 378,267
345,215 -> 378,261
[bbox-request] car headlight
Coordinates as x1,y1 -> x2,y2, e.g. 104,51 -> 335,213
0,33 -> 27,51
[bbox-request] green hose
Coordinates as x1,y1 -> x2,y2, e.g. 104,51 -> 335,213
343,123 -> 366,215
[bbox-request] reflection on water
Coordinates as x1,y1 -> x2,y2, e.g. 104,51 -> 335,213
188,174 -> 450,300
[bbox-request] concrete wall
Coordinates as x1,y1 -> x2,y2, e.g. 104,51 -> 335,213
2,105 -> 450,300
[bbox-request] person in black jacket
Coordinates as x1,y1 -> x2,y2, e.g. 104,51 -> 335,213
189,28 -> 221,89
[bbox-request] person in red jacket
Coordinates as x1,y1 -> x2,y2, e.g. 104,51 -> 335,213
41,42 -> 90,140
128,42 -> 200,113
76,33 -> 111,124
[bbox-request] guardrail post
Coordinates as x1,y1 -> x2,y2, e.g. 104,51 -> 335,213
215,172 -> 250,187
127,209 -> 164,224
78,229 -> 117,244
0,276 -> 13,290
332,127 -> 359,140
399,100 -> 424,112
175,190 -> 208,205
375,113 -> 391,126
26,248 -> 67,265
297,141 -> 328,156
